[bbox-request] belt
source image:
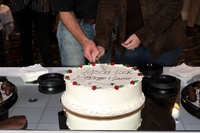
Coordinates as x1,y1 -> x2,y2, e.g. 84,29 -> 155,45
78,19 -> 96,24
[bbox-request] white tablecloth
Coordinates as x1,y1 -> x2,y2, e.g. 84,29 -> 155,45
0,4 -> 14,37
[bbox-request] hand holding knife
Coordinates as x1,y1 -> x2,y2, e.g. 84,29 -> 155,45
96,56 -> 106,73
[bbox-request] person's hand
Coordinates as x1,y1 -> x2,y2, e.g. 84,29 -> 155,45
121,34 -> 141,50
96,46 -> 106,58
90,46 -> 106,63
82,39 -> 100,63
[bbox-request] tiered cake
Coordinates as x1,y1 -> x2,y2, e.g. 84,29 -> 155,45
61,63 -> 145,130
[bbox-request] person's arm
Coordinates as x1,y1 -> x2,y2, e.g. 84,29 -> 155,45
135,0 -> 184,47
59,12 -> 99,62
59,12 -> 88,46
94,0 -> 116,55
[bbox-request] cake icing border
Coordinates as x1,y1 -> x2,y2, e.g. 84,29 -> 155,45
61,93 -> 145,118
62,98 -> 145,120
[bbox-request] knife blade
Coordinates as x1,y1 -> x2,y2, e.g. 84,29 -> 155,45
96,57 -> 106,73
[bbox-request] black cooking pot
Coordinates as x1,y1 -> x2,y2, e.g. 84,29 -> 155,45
146,74 -> 180,115
0,77 -> 18,116
148,74 -> 178,96
37,73 -> 65,94
137,63 -> 163,94
137,63 -> 163,78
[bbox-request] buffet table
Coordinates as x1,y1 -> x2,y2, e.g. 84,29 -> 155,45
0,66 -> 199,132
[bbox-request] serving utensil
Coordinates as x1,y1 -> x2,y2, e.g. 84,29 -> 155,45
96,57 -> 106,73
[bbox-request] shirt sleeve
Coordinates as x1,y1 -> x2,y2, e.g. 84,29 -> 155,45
50,0 -> 73,11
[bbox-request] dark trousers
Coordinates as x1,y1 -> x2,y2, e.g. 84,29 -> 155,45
115,45 -> 182,67
13,6 -> 54,67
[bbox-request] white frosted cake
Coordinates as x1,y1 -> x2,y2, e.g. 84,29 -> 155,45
61,62 -> 145,130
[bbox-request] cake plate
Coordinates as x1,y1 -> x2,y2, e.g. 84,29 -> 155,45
0,76 -> 18,116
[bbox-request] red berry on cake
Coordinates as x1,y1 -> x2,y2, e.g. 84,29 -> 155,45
65,76 -> 70,79
110,62 -> 115,66
67,69 -> 72,73
92,63 -> 96,66
92,86 -> 97,90
79,65 -> 83,68
72,81 -> 77,85
138,73 -> 143,76
133,67 -> 138,70
130,80 -> 135,85
114,86 -> 119,90
126,64 -> 130,67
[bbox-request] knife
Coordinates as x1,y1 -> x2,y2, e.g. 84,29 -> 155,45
96,57 -> 106,73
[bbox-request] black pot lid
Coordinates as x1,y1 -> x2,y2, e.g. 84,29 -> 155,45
137,63 -> 163,77
148,74 -> 178,89
0,77 -> 18,115
37,73 -> 65,94
181,81 -> 200,119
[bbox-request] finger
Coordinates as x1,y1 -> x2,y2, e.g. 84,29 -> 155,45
91,51 -> 99,62
122,42 -> 132,49
97,46 -> 105,57
124,35 -> 133,44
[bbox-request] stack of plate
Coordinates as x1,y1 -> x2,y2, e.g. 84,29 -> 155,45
181,81 -> 200,119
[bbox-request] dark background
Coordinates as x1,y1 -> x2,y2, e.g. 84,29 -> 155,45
1,14 -> 200,67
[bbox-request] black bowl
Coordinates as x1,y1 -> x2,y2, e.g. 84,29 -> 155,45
138,63 -> 163,95
148,74 -> 178,90
38,83 -> 65,94
0,77 -> 18,115
148,86 -> 177,96
137,63 -> 163,77
147,74 -> 179,98
37,73 -> 65,94
38,73 -> 65,87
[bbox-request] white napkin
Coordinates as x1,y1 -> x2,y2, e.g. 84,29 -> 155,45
19,64 -> 49,82
169,63 -> 200,84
